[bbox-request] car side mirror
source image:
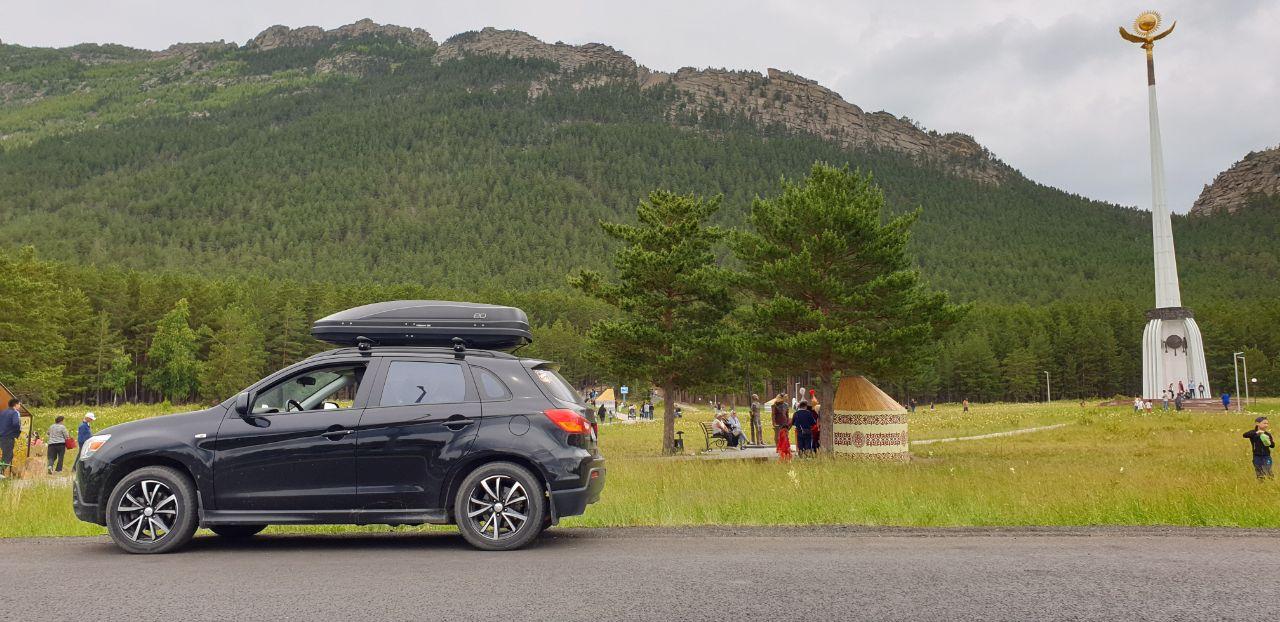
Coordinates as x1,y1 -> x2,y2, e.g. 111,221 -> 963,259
234,392 -> 250,416
322,401 -> 339,410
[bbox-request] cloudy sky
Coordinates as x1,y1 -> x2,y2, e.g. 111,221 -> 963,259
6,0 -> 1277,212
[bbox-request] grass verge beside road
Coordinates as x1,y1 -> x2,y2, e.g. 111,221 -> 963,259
3,400 -> 1278,537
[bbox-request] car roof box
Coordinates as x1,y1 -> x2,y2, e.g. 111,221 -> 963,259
311,300 -> 532,350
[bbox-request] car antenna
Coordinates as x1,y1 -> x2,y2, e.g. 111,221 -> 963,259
452,337 -> 466,360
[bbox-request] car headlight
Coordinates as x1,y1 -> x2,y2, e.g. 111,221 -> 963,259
80,434 -> 111,459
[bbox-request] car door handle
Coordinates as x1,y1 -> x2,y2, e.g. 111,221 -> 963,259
321,426 -> 353,440
443,415 -> 474,431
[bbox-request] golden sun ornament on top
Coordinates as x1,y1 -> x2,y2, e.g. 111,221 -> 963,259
1134,11 -> 1161,35
1120,10 -> 1176,52
1120,10 -> 1176,85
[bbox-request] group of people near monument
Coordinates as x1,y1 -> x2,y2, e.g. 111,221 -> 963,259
705,392 -> 822,458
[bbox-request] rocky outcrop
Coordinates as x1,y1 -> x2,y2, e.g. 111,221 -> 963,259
1191,146 -> 1280,215
436,28 -> 1010,184
247,19 -> 435,51
315,52 -> 386,77
437,28 -> 635,73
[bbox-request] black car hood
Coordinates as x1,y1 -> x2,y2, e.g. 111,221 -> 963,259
99,406 -> 226,437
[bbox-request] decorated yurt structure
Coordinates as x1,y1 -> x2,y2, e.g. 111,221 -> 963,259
831,375 -> 910,461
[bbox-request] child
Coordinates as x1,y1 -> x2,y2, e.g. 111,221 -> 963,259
1243,417 -> 1275,481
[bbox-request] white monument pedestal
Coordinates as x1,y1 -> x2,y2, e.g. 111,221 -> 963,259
1141,307 -> 1210,399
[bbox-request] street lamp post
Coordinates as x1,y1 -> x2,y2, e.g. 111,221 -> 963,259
1044,371 -> 1051,404
1233,352 -> 1245,413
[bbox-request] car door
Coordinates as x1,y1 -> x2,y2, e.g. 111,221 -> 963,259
212,361 -> 371,514
356,358 -> 481,514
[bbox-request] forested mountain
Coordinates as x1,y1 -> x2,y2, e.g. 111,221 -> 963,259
1,21 -> 1277,405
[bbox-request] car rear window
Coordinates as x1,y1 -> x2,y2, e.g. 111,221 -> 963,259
529,367 -> 580,404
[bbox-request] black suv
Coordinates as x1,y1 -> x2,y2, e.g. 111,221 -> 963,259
73,301 -> 604,553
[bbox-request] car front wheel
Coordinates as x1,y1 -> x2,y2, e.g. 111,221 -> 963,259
104,465 -> 199,554
454,462 -> 546,551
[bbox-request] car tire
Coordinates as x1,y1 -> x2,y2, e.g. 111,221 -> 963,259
454,462 -> 545,551
209,524 -> 267,538
104,465 -> 199,554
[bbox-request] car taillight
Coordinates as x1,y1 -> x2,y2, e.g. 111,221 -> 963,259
544,409 -> 591,434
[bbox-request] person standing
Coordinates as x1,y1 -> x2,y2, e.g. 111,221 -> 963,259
962,399 -> 970,413
791,401 -> 819,455
1244,417 -> 1274,481
78,412 -> 96,448
771,394 -> 791,460
0,398 -> 21,479
1198,383 -> 1206,399
748,395 -> 762,446
1222,392 -> 1231,412
46,415 -> 70,474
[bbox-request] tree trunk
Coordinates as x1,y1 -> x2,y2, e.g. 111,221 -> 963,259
819,371 -> 836,455
662,381 -> 678,455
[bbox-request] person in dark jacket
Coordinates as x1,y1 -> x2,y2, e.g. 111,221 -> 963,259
1244,417 -> 1274,480
77,412 -> 96,447
791,401 -> 819,455
771,394 -> 791,460
0,398 -> 21,478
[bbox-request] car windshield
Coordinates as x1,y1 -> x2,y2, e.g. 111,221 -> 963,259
530,367 -> 580,405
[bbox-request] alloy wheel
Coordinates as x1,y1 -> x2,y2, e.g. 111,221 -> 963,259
115,479 -> 178,543
466,475 -> 529,540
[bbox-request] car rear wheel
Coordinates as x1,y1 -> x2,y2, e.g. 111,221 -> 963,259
104,466 -> 198,554
454,462 -> 545,551
209,524 -> 267,538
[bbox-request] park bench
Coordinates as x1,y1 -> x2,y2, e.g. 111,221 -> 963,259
698,421 -> 730,451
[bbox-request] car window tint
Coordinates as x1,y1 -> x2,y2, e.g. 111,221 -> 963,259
379,362 -> 466,406
474,367 -> 512,401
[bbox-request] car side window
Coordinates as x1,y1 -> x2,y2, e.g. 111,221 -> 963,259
473,367 -> 512,401
379,361 -> 467,406
252,364 -> 366,414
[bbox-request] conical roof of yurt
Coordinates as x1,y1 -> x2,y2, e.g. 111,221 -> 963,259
832,375 -> 905,412
831,375 -> 909,460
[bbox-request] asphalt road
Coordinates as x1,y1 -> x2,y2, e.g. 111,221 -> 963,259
5,526 -> 1277,621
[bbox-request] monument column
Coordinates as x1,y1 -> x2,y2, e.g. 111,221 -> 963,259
1120,11 -> 1211,400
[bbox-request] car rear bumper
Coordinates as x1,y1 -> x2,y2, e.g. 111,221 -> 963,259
550,462 -> 605,519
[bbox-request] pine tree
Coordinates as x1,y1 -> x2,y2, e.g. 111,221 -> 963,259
1001,346 -> 1039,402
200,304 -> 268,402
571,190 -> 737,454
733,163 -> 961,452
145,298 -> 202,402
103,348 -> 132,406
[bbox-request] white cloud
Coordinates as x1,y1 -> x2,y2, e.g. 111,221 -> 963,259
4,0 -> 1276,211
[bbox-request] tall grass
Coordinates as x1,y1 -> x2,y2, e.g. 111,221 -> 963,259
3,400 -> 1277,537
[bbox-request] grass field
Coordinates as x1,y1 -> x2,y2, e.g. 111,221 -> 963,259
3,400 -> 1278,538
